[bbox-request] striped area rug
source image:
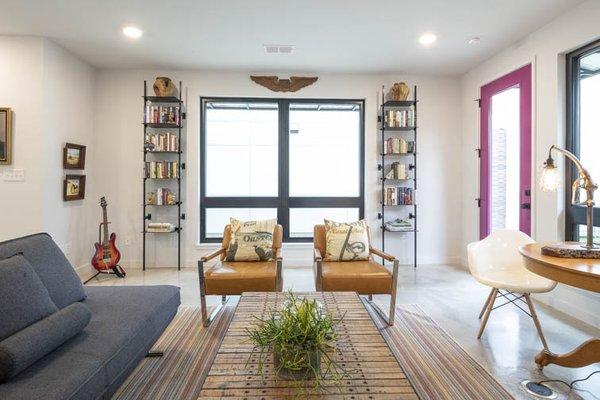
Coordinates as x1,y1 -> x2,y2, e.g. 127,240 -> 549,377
114,305 -> 512,400
369,304 -> 514,400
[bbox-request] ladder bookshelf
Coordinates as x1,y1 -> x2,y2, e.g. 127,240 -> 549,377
142,80 -> 186,270
377,85 -> 418,268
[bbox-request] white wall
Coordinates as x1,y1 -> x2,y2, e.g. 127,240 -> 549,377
0,35 -> 95,270
92,70 -> 462,270
0,36 -> 45,237
460,0 -> 600,326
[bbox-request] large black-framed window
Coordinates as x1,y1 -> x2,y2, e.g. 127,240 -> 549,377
200,97 -> 365,243
565,39 -> 600,241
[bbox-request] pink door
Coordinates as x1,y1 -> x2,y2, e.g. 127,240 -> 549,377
479,64 -> 532,239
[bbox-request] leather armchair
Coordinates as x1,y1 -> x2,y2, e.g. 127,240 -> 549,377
313,224 -> 399,325
198,224 -> 283,326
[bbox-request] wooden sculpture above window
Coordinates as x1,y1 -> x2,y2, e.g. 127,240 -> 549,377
250,76 -> 318,92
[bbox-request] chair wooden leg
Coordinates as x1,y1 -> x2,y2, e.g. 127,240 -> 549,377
315,261 -> 323,292
479,288 -> 496,319
477,288 -> 498,339
198,261 -> 209,327
525,294 -> 549,350
276,259 -> 283,291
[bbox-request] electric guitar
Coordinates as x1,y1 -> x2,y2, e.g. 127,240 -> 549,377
90,197 -> 125,279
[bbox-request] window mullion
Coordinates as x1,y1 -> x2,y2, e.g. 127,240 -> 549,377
278,99 -> 290,241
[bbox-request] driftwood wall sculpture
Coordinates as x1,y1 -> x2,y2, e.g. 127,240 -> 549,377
250,76 -> 318,92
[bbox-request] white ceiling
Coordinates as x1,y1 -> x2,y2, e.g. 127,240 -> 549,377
0,0 -> 584,75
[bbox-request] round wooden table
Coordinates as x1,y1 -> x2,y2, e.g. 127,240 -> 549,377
520,242 -> 600,368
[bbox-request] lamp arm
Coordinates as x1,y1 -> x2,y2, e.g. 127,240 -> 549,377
549,145 -> 597,206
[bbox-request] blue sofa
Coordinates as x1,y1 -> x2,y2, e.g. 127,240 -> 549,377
0,233 -> 181,400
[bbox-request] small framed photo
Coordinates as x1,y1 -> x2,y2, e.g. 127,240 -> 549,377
0,108 -> 12,165
63,143 -> 86,169
63,175 -> 86,201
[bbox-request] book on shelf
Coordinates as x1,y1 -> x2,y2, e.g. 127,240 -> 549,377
144,161 -> 179,179
146,188 -> 177,205
145,132 -> 179,152
385,218 -> 414,232
383,138 -> 415,154
147,222 -> 176,233
384,186 -> 413,206
145,103 -> 180,125
385,162 -> 408,180
383,107 -> 415,128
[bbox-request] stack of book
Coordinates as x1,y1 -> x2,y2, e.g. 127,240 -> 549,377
385,218 -> 414,232
147,222 -> 176,233
146,188 -> 177,205
383,138 -> 415,154
144,161 -> 179,179
384,186 -> 413,205
385,162 -> 408,180
384,107 -> 415,128
145,132 -> 179,152
145,103 -> 180,125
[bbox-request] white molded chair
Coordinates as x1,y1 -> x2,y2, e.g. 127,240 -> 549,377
467,230 -> 557,349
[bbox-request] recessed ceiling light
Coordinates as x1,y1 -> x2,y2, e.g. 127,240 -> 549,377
122,25 -> 143,39
418,33 -> 437,46
468,37 -> 481,45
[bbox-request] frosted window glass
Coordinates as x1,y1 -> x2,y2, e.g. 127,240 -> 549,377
289,208 -> 359,238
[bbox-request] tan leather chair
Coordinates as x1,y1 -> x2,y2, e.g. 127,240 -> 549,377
313,224 -> 399,325
198,224 -> 283,326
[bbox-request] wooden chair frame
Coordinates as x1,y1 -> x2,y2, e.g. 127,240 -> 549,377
198,243 -> 283,327
314,246 -> 399,326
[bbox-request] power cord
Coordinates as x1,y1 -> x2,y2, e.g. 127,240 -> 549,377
537,370 -> 600,390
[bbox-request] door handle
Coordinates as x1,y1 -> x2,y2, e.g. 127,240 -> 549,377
520,203 -> 531,210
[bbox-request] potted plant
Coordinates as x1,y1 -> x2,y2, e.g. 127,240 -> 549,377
246,293 -> 346,389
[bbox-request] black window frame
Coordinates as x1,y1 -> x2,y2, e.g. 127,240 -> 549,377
565,38 -> 600,241
200,97 -> 365,243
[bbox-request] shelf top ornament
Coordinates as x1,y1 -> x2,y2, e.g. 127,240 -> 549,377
153,77 -> 175,97
388,82 -> 410,101
250,75 -> 318,92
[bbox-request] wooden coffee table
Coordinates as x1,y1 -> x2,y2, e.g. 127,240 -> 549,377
197,292 -> 418,399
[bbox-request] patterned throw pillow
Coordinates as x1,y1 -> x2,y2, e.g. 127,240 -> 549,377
324,219 -> 370,261
225,218 -> 277,261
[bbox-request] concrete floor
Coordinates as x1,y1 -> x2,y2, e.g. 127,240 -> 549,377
88,264 -> 600,399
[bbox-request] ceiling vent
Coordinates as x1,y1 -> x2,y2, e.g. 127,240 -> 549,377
264,44 -> 295,54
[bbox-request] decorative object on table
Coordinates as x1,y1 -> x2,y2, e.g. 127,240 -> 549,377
385,218 -> 413,232
378,85 -> 418,268
323,219 -> 370,261
250,75 -> 318,92
0,107 -> 12,165
63,175 -> 86,201
246,292 -> 346,390
153,77 -> 175,97
539,145 -> 599,257
225,217 -> 277,261
87,197 -> 125,284
63,143 -> 86,169
389,82 -> 410,101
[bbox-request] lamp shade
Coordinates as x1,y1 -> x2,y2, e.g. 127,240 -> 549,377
540,164 -> 560,192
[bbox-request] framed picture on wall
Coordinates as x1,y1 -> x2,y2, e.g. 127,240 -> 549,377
63,175 -> 86,201
63,143 -> 86,169
0,108 -> 13,165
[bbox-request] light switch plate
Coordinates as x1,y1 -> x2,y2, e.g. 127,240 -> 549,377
3,169 -> 25,182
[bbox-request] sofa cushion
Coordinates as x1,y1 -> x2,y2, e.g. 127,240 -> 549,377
0,302 -> 91,383
323,219 -> 370,261
0,254 -> 58,340
0,233 -> 86,309
225,218 -> 277,261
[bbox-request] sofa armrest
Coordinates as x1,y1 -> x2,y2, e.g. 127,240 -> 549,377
370,247 -> 395,262
314,248 -> 322,261
200,248 -> 225,262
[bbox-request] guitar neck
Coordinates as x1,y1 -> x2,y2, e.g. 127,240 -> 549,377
102,206 -> 109,246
